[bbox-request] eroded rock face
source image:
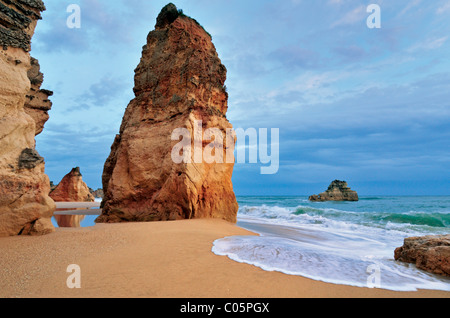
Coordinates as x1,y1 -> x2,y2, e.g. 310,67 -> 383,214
0,0 -> 46,52
98,4 -> 238,224
24,57 -> 53,136
309,180 -> 359,202
50,167 -> 95,203
394,235 -> 450,277
0,0 -> 55,236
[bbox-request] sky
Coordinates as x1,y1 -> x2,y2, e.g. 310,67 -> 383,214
31,0 -> 450,196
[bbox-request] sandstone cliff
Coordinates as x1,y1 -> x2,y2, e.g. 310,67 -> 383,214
0,0 -> 55,236
309,180 -> 359,202
395,235 -> 450,277
98,4 -> 238,223
24,57 -> 53,136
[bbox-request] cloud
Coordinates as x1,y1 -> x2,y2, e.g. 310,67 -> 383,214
437,1 -> 450,14
407,36 -> 448,52
32,0 -> 450,195
333,45 -> 367,62
398,0 -> 422,17
37,122 -> 118,188
328,0 -> 345,5
34,0 -> 144,53
331,5 -> 366,28
269,45 -> 322,70
78,77 -> 128,108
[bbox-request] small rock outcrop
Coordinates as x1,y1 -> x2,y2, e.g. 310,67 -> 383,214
24,57 -> 53,136
0,0 -> 55,236
394,235 -> 450,277
98,4 -> 238,223
309,180 -> 359,202
50,167 -> 94,228
90,188 -> 104,199
50,167 -> 95,203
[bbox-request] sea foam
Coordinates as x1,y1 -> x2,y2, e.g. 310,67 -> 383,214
213,196 -> 450,292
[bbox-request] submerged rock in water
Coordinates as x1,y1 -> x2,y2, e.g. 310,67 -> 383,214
0,0 -> 55,237
309,180 -> 359,202
97,4 -> 238,224
394,235 -> 450,277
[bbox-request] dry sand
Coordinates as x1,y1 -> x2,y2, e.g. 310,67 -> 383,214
0,219 -> 448,298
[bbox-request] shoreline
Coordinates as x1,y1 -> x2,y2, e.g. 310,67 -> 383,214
0,219 -> 448,298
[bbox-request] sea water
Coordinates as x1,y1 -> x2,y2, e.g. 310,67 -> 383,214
51,198 -> 102,228
213,196 -> 450,292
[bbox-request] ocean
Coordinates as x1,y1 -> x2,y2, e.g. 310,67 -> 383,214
213,196 -> 450,292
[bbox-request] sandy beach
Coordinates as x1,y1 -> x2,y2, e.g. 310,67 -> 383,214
0,219 -> 448,298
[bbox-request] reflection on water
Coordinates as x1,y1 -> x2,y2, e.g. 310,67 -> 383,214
54,215 -> 86,228
52,199 -> 102,228
52,214 -> 98,228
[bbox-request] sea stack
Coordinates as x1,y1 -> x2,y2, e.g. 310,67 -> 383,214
0,0 -> 55,236
309,180 -> 359,202
97,4 -> 238,223
50,167 -> 95,203
50,167 -> 94,228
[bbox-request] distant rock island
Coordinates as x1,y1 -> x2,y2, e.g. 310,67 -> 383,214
309,180 -> 359,202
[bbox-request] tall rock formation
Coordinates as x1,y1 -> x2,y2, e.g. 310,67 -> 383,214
24,57 -> 53,136
50,167 -> 94,228
309,180 -> 359,202
98,4 -> 238,223
0,0 -> 55,236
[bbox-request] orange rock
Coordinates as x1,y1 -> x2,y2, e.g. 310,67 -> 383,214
50,167 -> 94,228
98,4 -> 238,224
50,167 -> 95,203
0,0 -> 55,237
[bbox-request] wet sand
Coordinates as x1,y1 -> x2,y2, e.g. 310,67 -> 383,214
0,219 -> 448,298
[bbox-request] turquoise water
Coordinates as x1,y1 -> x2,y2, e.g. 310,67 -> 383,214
213,196 -> 450,291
